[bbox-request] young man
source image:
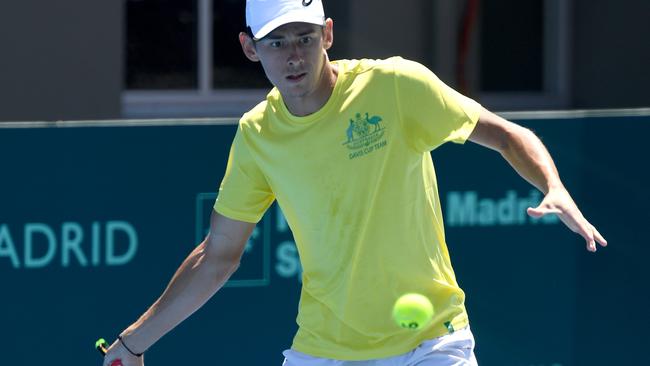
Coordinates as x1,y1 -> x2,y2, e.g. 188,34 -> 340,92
102,1 -> 607,365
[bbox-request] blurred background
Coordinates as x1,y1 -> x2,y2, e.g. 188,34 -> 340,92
0,1 -> 648,366
0,0 -> 648,121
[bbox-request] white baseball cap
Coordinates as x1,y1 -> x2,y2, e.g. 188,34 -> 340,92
246,0 -> 326,40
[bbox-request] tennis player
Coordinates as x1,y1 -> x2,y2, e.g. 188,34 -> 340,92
102,1 -> 607,365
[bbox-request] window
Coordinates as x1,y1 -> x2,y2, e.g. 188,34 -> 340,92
479,0 -> 544,92
126,0 -> 198,89
433,0 -> 571,110
475,0 -> 571,109
212,0 -> 269,89
123,0 -> 270,118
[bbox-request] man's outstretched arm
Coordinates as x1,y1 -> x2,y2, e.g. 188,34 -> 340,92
468,107 -> 607,252
102,211 -> 256,366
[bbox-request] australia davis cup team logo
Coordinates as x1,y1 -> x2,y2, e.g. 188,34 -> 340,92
343,112 -> 388,159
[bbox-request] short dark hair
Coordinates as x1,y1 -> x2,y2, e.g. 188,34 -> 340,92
245,26 -> 255,39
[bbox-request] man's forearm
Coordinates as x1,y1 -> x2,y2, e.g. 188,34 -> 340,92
498,123 -> 564,194
117,238 -> 240,354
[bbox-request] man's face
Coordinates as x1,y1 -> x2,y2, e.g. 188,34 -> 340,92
241,21 -> 333,99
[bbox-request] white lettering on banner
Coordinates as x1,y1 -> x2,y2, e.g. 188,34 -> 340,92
25,223 -> 57,268
0,224 -> 20,268
275,241 -> 302,282
447,190 -> 560,227
92,222 -> 101,266
275,204 -> 288,232
105,221 -> 138,266
62,222 -> 86,267
274,208 -> 302,282
0,221 -> 138,269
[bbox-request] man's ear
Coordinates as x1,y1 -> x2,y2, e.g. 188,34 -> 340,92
322,18 -> 334,50
239,32 -> 260,62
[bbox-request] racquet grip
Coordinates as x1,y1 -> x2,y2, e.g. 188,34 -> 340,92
96,338 -> 124,366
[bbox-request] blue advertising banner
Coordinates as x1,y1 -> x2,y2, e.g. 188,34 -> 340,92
0,112 -> 648,365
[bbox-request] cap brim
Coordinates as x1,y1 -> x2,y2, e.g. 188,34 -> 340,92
253,12 -> 325,40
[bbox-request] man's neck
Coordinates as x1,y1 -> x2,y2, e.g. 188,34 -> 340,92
283,59 -> 339,117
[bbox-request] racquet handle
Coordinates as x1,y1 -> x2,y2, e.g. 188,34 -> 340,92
95,338 -> 123,366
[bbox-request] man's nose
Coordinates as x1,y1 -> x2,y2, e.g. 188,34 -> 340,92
287,43 -> 304,67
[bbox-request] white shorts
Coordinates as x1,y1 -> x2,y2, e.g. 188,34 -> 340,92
282,326 -> 478,366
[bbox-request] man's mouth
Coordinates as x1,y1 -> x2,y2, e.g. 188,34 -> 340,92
286,72 -> 307,82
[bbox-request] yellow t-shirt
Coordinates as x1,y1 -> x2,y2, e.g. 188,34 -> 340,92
214,57 -> 481,360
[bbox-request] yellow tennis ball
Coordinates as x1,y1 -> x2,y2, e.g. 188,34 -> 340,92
392,293 -> 434,330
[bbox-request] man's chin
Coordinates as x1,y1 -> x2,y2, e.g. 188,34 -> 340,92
279,85 -> 311,99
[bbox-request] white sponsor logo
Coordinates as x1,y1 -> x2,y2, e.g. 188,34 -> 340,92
447,190 -> 560,227
0,221 -> 138,269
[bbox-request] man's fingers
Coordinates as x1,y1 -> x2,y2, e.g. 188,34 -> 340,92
526,207 -> 543,218
586,238 -> 597,252
579,222 -> 609,252
572,220 -> 597,252
583,232 -> 597,252
527,205 -> 562,218
527,206 -> 554,218
592,225 -> 608,247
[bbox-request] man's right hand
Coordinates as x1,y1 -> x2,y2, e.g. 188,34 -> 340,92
102,339 -> 144,366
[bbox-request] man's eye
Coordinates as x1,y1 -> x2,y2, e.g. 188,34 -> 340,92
300,36 -> 312,45
270,41 -> 282,48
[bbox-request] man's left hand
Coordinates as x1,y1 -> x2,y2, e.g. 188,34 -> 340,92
527,188 -> 608,252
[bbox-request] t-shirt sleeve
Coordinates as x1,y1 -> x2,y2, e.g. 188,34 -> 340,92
213,126 -> 275,223
394,58 -> 482,152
